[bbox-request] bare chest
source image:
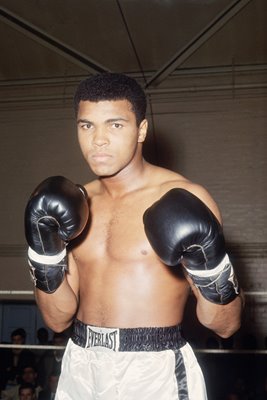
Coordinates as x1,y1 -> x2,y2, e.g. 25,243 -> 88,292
78,195 -> 153,263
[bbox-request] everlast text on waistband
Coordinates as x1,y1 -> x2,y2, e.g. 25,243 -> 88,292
86,326 -> 119,351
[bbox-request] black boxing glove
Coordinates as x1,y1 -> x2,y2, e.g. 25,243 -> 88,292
25,176 -> 89,293
143,189 -> 239,304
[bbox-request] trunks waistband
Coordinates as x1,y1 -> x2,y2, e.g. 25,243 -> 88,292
71,319 -> 186,352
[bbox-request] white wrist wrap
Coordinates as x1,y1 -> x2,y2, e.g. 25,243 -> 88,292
28,247 -> 66,265
186,253 -> 231,278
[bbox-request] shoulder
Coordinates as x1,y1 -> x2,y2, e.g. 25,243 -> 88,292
180,182 -> 222,223
164,180 -> 222,224
145,163 -> 188,190
146,164 -> 222,223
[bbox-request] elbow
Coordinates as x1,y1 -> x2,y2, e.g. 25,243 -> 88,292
218,296 -> 244,338
51,323 -> 70,334
216,319 -> 241,339
202,317 -> 241,339
214,307 -> 242,339
43,317 -> 73,334
197,301 -> 243,339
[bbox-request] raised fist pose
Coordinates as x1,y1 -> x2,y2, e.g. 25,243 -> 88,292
25,176 -> 89,293
25,73 -> 243,400
143,188 -> 239,305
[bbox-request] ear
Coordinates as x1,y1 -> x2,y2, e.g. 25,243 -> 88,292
137,119 -> 148,143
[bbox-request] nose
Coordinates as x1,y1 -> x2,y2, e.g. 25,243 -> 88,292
93,127 -> 109,147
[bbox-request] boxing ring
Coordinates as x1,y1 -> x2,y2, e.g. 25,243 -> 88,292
0,289 -> 266,399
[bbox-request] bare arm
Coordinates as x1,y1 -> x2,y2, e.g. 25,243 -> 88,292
35,252 -> 79,332
24,176 -> 89,332
187,183 -> 244,338
189,279 -> 244,337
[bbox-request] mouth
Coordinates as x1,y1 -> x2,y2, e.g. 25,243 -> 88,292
90,153 -> 112,162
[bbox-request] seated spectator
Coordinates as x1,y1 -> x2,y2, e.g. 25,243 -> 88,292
18,383 -> 36,400
33,328 -> 50,363
0,328 -> 36,390
37,332 -> 67,389
1,365 -> 42,400
38,371 -> 59,400
36,328 -> 49,347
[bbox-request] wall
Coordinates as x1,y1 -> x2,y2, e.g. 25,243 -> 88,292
0,72 -> 266,346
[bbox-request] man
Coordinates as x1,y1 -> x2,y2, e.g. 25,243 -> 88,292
33,327 -> 50,364
1,365 -> 42,400
0,329 -> 35,392
37,332 -> 67,389
18,383 -> 36,400
24,73 -> 243,399
38,372 -> 59,400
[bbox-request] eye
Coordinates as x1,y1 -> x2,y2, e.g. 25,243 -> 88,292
80,122 -> 92,130
111,122 -> 123,129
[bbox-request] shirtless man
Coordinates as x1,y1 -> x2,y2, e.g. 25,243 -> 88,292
24,73 -> 243,399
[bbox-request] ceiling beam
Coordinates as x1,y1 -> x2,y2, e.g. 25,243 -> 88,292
0,6 -> 109,74
145,0 -> 253,88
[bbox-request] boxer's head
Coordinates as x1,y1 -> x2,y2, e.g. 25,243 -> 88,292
74,73 -> 147,126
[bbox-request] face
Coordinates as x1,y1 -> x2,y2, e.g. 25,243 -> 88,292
77,100 -> 147,177
22,367 -> 36,383
19,388 -> 35,400
12,334 -> 24,344
12,334 -> 24,355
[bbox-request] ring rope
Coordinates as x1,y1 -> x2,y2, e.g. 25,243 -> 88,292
0,343 -> 266,354
0,290 -> 34,295
0,344 -> 65,350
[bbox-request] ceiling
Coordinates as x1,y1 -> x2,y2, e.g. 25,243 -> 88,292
0,0 -> 266,92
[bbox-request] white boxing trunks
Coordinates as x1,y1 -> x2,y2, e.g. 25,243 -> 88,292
56,319 -> 207,400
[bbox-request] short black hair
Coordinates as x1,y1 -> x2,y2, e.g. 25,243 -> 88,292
74,72 -> 147,126
18,382 -> 35,395
37,327 -> 49,342
11,328 -> 26,339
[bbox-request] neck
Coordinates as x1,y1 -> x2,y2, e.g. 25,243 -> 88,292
99,157 -> 148,198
